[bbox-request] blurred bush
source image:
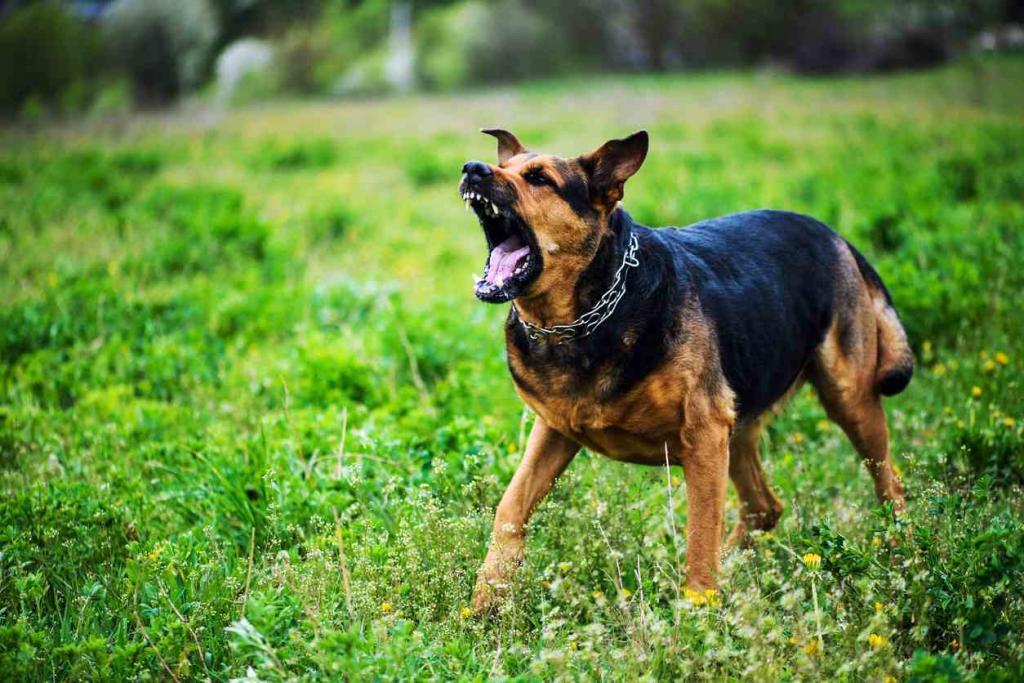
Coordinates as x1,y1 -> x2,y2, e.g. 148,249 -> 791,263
416,0 -> 567,89
0,0 -> 1021,114
0,2 -> 100,115
214,38 -> 274,104
103,0 -> 218,104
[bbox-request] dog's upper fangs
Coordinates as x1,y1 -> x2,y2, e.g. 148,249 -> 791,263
462,189 -> 540,303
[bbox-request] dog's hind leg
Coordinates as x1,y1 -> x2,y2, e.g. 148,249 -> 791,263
472,419 -> 579,614
725,415 -> 784,549
810,313 -> 906,514
817,385 -> 905,512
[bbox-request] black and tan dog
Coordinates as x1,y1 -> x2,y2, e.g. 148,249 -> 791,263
459,129 -> 913,613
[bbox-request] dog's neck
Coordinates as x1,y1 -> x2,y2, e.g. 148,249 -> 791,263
513,208 -> 635,329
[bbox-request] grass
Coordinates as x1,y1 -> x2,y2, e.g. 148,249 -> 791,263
1,56 -> 1023,680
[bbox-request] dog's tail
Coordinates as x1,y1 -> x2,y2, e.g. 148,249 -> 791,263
847,242 -> 914,396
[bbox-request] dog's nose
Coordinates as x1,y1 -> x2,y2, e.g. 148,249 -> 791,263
462,160 -> 493,183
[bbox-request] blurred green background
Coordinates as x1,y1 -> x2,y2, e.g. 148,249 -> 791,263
2,1 -> 1024,681
1,0 -> 1023,117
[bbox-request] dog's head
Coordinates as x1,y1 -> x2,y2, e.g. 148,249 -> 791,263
459,129 -> 648,303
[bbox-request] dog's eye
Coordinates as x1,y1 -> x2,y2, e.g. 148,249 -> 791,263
524,169 -> 551,187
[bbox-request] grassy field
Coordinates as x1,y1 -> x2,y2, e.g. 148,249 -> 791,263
2,57 -> 1023,681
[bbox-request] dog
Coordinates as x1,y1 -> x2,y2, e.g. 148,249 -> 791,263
459,129 -> 913,613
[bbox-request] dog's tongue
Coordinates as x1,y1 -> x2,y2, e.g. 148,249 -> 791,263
485,235 -> 529,285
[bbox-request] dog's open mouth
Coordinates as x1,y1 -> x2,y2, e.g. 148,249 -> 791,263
462,189 -> 541,303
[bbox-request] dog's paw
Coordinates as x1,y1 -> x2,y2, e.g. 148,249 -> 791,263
724,523 -> 750,550
471,540 -> 524,615
470,576 -> 508,616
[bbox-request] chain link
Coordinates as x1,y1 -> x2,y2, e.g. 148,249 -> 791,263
513,233 -> 640,343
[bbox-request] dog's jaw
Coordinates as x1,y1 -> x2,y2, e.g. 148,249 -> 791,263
460,188 -> 542,302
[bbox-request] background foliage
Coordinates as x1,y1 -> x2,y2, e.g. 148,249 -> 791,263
1,0 -> 1022,116
1,56 -> 1023,679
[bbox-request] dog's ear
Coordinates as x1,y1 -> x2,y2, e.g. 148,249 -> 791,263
481,128 -> 527,165
578,131 -> 649,207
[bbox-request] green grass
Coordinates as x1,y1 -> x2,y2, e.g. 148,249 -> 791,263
2,57 -> 1024,680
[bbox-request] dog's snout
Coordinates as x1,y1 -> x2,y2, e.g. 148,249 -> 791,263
462,160 -> 493,183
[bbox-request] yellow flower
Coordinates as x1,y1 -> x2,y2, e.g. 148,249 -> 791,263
971,386 -> 982,398
558,561 -> 572,573
460,606 -> 473,619
816,419 -> 831,432
983,360 -> 996,373
507,442 -> 517,453
703,588 -> 721,607
618,587 -> 633,600
871,536 -> 882,548
380,601 -> 392,615
884,676 -> 897,683
868,633 -> 888,650
802,553 -> 822,571
761,531 -> 774,542
1004,417 -> 1016,428
994,351 -> 1009,365
592,590 -> 605,600
684,587 -> 706,605
764,549 -> 773,558
874,601 -> 885,613
671,474 -> 681,487
803,639 -> 820,657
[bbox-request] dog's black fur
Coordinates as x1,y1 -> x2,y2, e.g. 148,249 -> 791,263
508,207 -> 911,420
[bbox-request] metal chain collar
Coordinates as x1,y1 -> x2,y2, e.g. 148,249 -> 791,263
513,232 -> 640,343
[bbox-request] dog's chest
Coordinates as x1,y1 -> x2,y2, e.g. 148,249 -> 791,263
516,363 -> 687,463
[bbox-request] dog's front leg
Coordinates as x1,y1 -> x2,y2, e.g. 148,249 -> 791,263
680,419 -> 732,595
472,418 -> 579,614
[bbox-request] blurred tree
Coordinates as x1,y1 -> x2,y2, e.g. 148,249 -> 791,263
210,0 -> 325,46
104,0 -> 218,104
0,2 -> 99,113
